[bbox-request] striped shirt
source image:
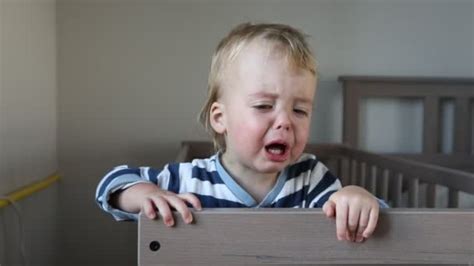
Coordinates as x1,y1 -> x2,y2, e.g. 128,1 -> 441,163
95,153 -> 343,221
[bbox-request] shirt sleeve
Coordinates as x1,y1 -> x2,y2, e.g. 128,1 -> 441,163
95,164 -> 173,221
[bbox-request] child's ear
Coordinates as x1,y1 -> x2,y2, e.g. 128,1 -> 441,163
209,102 -> 226,134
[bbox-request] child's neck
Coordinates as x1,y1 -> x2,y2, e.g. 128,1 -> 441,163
220,153 -> 279,203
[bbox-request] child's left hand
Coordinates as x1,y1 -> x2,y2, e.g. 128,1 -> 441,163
322,185 -> 379,243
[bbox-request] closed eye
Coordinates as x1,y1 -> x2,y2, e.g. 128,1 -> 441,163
294,108 -> 308,116
254,104 -> 273,110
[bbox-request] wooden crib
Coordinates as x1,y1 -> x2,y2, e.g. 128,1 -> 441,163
138,76 -> 474,265
340,76 -> 474,208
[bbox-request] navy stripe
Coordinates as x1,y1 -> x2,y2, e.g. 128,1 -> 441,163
271,185 -> 310,207
313,190 -> 337,208
147,168 -> 161,184
286,159 -> 317,181
194,194 -> 247,208
305,171 -> 338,207
167,163 -> 180,193
97,168 -> 141,201
192,167 -> 224,184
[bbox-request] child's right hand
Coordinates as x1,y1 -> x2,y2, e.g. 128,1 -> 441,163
111,182 -> 202,227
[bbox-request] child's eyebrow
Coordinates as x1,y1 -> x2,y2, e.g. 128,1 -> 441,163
247,92 -> 313,105
247,92 -> 278,99
248,91 -> 313,104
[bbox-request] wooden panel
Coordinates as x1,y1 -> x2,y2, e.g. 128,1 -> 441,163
139,210 -> 474,265
339,76 -> 474,85
387,153 -> 474,173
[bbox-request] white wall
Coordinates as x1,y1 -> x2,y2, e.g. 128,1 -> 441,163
57,0 -> 473,265
0,0 -> 58,265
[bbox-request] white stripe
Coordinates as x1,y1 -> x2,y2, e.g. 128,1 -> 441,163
307,162 -> 329,194
309,179 -> 342,207
191,157 -> 217,172
274,174 -> 309,202
179,163 -> 193,184
157,165 -> 171,190
141,167 -> 150,181
180,177 -> 241,203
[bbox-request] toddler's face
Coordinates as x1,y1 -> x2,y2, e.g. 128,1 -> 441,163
214,41 -> 316,178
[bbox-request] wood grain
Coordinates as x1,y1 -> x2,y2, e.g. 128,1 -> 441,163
139,209 -> 474,265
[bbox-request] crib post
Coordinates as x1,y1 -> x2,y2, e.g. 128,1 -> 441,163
369,165 -> 377,195
426,183 -> 437,208
350,160 -> 358,186
453,97 -> 471,153
380,169 -> 390,202
408,178 -> 419,207
422,96 -> 440,153
448,189 -> 459,208
390,173 -> 403,207
339,158 -> 351,186
359,162 -> 367,188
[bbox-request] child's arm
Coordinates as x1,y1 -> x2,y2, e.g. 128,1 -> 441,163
95,164 -> 201,225
322,185 -> 379,243
110,182 -> 201,226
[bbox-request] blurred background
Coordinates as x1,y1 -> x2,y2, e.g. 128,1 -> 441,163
0,0 -> 473,265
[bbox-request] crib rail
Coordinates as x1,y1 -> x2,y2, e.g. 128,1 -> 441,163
306,143 -> 474,208
139,209 -> 474,265
177,141 -> 474,208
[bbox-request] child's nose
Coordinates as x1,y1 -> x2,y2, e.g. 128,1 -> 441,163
274,112 -> 291,131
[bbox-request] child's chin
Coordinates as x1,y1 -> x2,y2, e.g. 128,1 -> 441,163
259,162 -> 290,174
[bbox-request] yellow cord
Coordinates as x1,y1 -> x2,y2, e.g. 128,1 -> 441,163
0,173 -> 60,209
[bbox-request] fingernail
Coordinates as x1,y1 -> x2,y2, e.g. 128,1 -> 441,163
356,235 -> 364,242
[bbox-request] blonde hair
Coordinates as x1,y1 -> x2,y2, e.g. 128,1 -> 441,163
198,22 -> 318,151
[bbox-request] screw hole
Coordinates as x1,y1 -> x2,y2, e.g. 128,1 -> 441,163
149,241 -> 161,252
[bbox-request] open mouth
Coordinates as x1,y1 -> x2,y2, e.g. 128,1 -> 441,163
265,143 -> 287,155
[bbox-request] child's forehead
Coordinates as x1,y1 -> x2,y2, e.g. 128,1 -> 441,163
226,40 -> 293,76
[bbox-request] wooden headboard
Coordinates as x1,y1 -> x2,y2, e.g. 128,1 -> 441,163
339,76 -> 474,173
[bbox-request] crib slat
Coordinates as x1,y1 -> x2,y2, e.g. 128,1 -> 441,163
359,162 -> 367,188
350,160 -> 358,185
369,165 -> 377,195
448,189 -> 459,208
408,178 -> 419,207
453,97 -> 471,153
325,158 -> 338,177
381,169 -> 390,201
426,183 -> 437,208
423,96 -> 440,153
391,173 -> 403,207
339,158 -> 350,186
